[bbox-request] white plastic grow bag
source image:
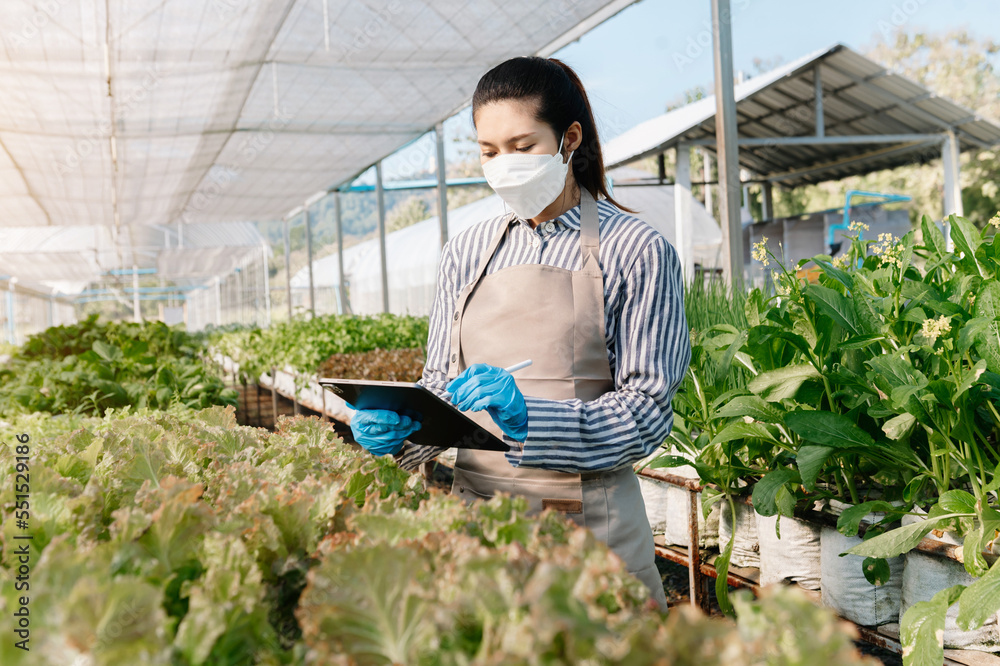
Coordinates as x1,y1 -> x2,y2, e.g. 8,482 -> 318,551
718,499 -> 759,569
898,513 -> 1000,651
662,463 -> 719,549
756,511 -> 822,590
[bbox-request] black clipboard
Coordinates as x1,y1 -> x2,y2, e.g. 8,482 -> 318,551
318,378 -> 509,451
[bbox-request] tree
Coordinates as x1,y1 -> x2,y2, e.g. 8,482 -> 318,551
386,195 -> 430,232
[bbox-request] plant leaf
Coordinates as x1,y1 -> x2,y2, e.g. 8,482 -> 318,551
963,525 -> 990,578
812,256 -> 854,291
920,214 -> 947,258
747,364 -> 821,402
845,515 -> 955,559
714,395 -> 784,423
974,281 -> 1000,375
795,445 -> 833,491
804,284 -> 862,336
836,501 -> 901,537
901,584 -> 965,666
709,421 -> 781,447
715,528 -> 735,616
837,334 -> 886,351
934,489 -> 977,515
645,455 -> 692,470
862,557 -> 891,586
950,214 -> 985,277
882,413 -> 917,440
784,409 -> 875,449
955,359 -> 988,400
751,468 -> 800,517
957,559 -> 1000,632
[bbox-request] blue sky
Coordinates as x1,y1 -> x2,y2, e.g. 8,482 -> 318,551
558,0 -> 1000,139
376,0 -> 1000,181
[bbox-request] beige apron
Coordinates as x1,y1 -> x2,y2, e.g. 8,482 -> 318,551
446,187 -> 667,610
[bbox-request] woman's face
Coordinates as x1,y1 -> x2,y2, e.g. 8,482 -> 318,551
475,98 -> 581,164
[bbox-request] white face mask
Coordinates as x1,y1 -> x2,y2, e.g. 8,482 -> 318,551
481,132 -> 574,220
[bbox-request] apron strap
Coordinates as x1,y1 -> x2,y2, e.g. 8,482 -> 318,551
447,213 -> 514,379
579,187 -> 601,275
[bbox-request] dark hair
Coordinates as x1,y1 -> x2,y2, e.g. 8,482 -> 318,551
471,56 -> 635,214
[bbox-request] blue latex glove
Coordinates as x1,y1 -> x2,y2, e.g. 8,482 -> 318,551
345,403 -> 421,456
446,363 -> 528,441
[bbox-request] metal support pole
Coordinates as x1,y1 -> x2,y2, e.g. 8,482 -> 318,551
741,168 -> 752,221
255,382 -> 262,427
283,216 -> 292,321
132,265 -> 141,323
375,161 -> 389,313
318,372 -> 328,422
711,0 -> 744,288
435,122 -> 449,250
942,129 -> 962,253
687,488 -> 704,610
215,275 -> 222,325
334,191 -> 349,315
701,148 -> 713,217
762,181 -> 774,222
814,65 -> 824,138
271,366 -> 278,427
47,295 -> 54,328
236,266 -> 243,326
305,204 -> 316,318
6,282 -> 16,345
262,243 -> 271,327
674,143 -> 694,285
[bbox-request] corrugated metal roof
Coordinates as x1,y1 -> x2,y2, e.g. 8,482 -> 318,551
604,44 -> 1000,188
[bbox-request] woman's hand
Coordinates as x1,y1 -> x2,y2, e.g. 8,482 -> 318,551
346,404 -> 421,456
446,363 -> 528,441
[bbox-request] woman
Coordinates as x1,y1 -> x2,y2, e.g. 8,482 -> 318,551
348,56 -> 691,610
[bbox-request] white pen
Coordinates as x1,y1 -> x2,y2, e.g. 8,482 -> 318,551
444,359 -> 532,401
503,359 -> 533,374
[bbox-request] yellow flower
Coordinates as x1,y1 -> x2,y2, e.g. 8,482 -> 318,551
871,233 -> 903,269
832,254 -> 849,269
990,212 -> 1000,229
848,220 -> 869,232
752,237 -> 770,267
919,315 -> 952,345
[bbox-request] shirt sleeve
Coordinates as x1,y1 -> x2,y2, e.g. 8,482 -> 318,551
393,239 -> 459,472
501,233 -> 691,473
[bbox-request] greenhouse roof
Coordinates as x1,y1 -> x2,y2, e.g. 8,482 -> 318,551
0,0 -> 636,234
603,43 -> 1000,188
0,222 -> 266,294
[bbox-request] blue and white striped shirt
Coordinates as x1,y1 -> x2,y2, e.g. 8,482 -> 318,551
396,196 -> 692,474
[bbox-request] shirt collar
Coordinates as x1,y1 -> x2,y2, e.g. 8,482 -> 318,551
507,203 -> 583,230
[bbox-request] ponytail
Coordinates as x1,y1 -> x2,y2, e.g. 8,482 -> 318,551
471,56 -> 635,214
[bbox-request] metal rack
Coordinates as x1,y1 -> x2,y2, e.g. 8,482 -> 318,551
636,466 -> 1000,666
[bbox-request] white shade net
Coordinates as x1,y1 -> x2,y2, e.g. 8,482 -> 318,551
0,222 -> 266,293
0,0 -> 635,244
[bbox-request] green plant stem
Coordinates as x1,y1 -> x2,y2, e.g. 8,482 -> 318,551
841,462 -> 860,504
